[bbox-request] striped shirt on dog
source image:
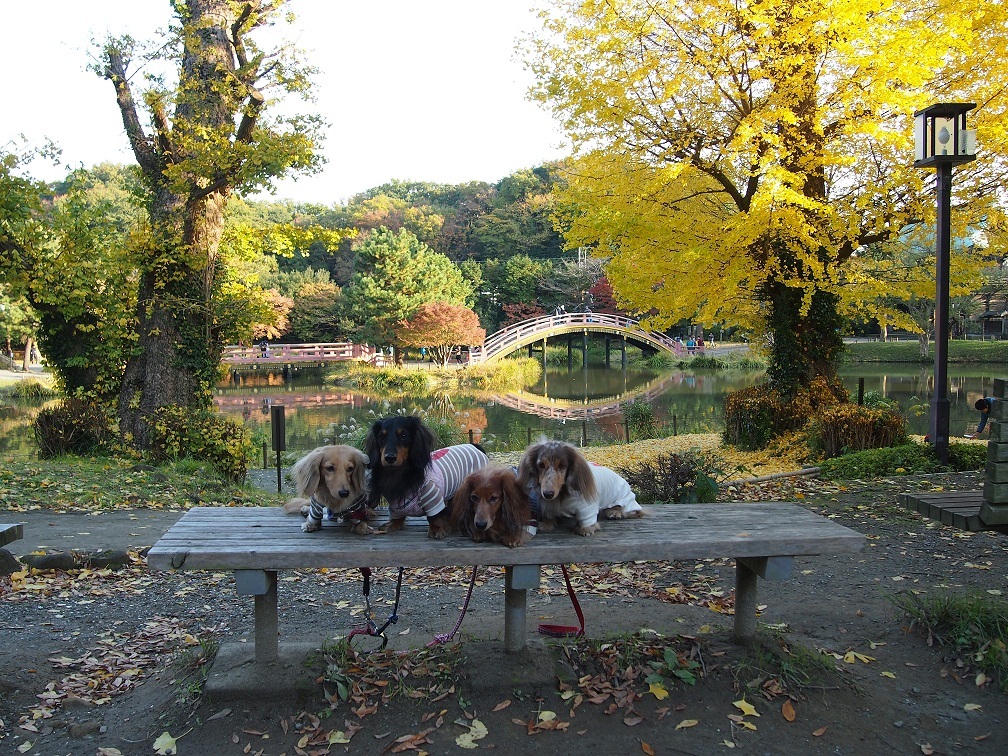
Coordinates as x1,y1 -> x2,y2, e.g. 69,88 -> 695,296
389,444 -> 488,519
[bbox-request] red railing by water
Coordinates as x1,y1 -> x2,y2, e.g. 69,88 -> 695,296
222,315 -> 694,368
222,342 -> 388,367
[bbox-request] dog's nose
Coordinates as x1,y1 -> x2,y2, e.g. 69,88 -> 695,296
338,488 -> 350,498
542,490 -> 556,499
474,519 -> 489,530
384,453 -> 397,464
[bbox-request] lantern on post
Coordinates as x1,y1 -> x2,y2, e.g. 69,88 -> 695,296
913,102 -> 977,464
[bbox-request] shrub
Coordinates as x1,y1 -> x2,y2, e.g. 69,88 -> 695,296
353,367 -> 431,394
723,386 -> 789,450
0,379 -> 59,401
617,449 -> 727,504
724,376 -> 850,451
33,398 -> 114,458
148,406 -> 252,483
688,354 -> 724,369
861,390 -> 900,411
460,357 -> 542,391
641,352 -> 675,370
809,403 -> 907,458
818,440 -> 984,480
623,398 -> 658,440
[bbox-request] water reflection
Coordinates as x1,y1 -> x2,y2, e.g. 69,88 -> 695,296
2,362 -> 1001,459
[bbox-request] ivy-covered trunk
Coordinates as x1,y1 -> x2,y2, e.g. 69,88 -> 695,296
762,279 -> 844,400
105,1 -> 245,448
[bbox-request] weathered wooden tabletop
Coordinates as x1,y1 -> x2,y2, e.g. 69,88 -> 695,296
146,503 -> 864,572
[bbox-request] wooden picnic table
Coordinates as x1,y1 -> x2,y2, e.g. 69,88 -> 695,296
147,502 -> 864,666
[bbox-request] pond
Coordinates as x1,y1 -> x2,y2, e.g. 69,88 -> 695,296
2,361 -> 1001,460
210,361 -> 1002,458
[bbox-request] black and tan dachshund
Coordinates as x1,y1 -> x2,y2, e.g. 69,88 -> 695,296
365,415 -> 488,539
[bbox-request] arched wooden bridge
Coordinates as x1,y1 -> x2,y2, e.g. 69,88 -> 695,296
468,312 -> 684,364
221,312 -> 689,366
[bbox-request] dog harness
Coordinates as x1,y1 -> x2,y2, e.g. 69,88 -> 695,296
305,492 -> 368,529
511,465 -> 540,536
388,444 -> 488,519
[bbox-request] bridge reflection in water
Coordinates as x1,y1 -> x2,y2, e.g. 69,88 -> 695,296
211,361 -> 736,455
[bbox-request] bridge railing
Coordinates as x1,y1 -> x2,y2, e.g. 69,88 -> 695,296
222,342 -> 387,366
469,312 -> 686,363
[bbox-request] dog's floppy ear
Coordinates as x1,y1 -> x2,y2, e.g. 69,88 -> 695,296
500,469 -> 531,533
516,443 -> 542,492
564,445 -> 598,501
352,448 -> 369,491
364,421 -> 383,469
408,416 -> 435,469
291,448 -> 324,497
450,473 -> 476,534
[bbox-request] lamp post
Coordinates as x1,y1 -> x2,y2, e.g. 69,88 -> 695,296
913,102 -> 977,464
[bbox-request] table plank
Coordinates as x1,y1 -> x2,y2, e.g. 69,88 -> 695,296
147,503 -> 864,572
0,523 -> 24,547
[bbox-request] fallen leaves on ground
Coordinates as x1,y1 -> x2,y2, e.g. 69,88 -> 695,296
0,456 -> 283,514
558,631 -> 705,727
18,617 -> 210,725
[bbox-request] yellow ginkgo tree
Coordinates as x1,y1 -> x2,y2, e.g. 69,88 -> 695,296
527,0 -> 1008,396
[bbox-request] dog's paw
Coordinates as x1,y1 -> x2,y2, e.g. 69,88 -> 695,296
384,518 -> 406,533
350,521 -> 375,535
301,519 -> 321,533
601,506 -> 624,520
506,530 -> 533,548
575,523 -> 600,536
537,517 -> 557,532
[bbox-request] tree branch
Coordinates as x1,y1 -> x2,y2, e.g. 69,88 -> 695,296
103,46 -> 158,175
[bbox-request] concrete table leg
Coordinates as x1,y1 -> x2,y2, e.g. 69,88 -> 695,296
504,565 -> 541,653
733,559 -> 758,645
236,569 -> 279,663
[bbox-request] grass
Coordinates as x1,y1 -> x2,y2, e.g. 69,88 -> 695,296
890,590 -> 1008,692
0,454 -> 285,513
843,339 -> 1008,363
172,634 -> 220,707
734,632 -> 846,696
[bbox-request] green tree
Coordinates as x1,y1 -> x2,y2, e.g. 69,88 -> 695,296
341,227 -> 472,359
98,0 -> 323,447
1,155 -> 140,398
528,0 -> 1008,397
288,281 -> 344,342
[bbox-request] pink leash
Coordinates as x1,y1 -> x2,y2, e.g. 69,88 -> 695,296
428,566 -> 479,647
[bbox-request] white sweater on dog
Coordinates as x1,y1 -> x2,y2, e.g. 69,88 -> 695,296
542,463 -> 642,528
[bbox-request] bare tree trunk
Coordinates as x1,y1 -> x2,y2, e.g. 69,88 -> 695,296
21,336 -> 34,372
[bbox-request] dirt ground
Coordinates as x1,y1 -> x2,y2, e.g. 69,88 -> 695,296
2,469 -> 1007,756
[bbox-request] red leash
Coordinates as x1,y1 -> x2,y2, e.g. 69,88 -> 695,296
538,564 -> 585,638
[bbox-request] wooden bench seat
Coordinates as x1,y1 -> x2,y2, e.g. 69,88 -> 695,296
147,503 -> 863,664
1,523 -> 24,547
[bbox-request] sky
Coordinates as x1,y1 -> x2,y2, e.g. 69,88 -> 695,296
0,0 -> 569,204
